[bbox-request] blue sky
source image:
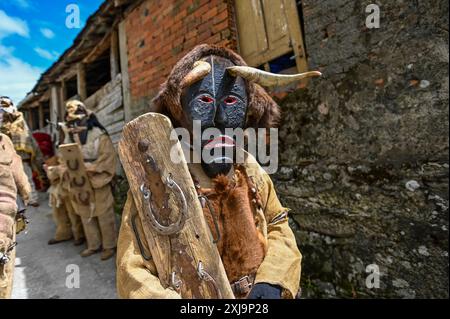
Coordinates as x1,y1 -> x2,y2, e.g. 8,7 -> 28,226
0,0 -> 104,104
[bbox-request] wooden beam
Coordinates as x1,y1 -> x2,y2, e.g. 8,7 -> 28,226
114,0 -> 133,7
118,20 -> 132,123
77,63 -> 87,100
83,31 -> 112,65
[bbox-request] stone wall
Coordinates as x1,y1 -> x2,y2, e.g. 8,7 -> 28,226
274,0 -> 448,298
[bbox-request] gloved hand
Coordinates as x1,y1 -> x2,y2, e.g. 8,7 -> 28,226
247,283 -> 282,299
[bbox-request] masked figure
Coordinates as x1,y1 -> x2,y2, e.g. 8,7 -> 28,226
45,155 -> 85,246
62,100 -> 117,260
0,97 -> 41,207
0,133 -> 31,299
116,45 -> 321,299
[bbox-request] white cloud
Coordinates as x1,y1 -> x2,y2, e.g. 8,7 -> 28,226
0,44 -> 43,104
0,11 -> 40,104
40,27 -> 55,39
0,10 -> 29,39
34,47 -> 59,60
11,0 -> 31,9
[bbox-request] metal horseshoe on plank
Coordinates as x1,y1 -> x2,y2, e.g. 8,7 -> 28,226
71,176 -> 86,187
78,191 -> 91,206
140,173 -> 187,236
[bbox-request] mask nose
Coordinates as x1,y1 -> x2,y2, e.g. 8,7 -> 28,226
214,105 -> 227,130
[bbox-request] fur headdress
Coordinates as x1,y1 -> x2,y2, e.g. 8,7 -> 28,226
152,44 -> 281,129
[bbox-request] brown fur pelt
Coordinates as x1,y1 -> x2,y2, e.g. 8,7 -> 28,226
198,166 -> 267,294
152,44 -> 281,130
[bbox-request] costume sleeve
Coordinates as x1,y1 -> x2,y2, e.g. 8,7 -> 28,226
253,172 -> 302,299
116,193 -> 182,299
11,153 -> 31,204
86,134 -> 117,189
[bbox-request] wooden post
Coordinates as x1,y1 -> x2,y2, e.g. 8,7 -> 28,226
110,29 -> 120,79
77,63 -> 87,101
50,84 -> 60,134
118,21 -> 132,123
60,80 -> 67,121
26,109 -> 33,130
38,103 -> 44,130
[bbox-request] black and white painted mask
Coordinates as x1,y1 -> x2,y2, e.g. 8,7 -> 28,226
177,53 -> 321,178
181,56 -> 248,178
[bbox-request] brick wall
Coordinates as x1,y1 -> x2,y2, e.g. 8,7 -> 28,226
124,0 -> 237,117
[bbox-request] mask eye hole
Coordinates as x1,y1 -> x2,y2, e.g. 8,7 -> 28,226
199,95 -> 214,103
224,96 -> 237,105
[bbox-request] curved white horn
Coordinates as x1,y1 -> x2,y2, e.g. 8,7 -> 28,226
227,66 -> 322,87
181,61 -> 211,88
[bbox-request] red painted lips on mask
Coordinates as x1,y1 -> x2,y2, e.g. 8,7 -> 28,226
204,135 -> 235,150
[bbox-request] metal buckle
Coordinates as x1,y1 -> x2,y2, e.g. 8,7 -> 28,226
233,275 -> 252,295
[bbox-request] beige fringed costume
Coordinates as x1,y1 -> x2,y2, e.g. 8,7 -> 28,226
46,159 -> 84,244
1,110 -> 40,205
0,133 -> 31,299
116,154 -> 301,299
62,100 -> 118,260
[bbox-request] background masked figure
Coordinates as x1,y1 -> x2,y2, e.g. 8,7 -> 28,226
117,44 -> 319,299
0,133 -> 31,299
44,155 -> 85,246
0,97 -> 41,207
62,100 -> 117,261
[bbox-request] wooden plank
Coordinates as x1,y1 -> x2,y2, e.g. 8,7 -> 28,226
110,131 -> 122,145
105,120 -> 124,135
83,74 -> 123,113
59,143 -> 96,218
236,0 -> 309,74
118,21 -> 132,123
98,93 -> 123,113
110,29 -> 120,79
262,0 -> 291,52
118,113 -> 234,298
283,0 -> 309,75
235,0 -> 268,65
100,110 -> 124,127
